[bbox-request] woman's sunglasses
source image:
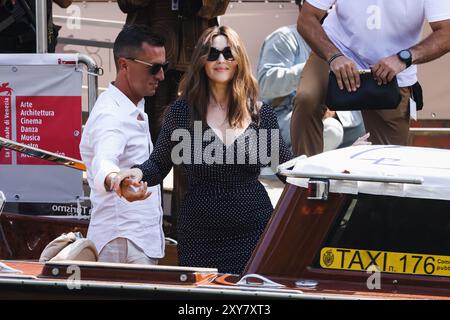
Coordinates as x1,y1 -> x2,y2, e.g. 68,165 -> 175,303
126,58 -> 169,75
206,47 -> 234,61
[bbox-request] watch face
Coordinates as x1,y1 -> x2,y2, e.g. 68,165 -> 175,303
400,50 -> 411,60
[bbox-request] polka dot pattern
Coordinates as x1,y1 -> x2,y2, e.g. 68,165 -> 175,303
134,99 -> 292,274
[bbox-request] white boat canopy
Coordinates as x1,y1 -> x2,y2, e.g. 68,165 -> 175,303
283,145 -> 450,201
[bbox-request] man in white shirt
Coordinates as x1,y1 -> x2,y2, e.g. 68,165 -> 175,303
291,0 -> 450,156
80,25 -> 168,264
256,0 -> 365,153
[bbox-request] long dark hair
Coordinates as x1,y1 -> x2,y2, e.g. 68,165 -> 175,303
178,25 -> 260,128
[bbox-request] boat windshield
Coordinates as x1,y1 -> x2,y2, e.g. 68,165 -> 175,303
322,194 -> 450,256
311,194 -> 450,277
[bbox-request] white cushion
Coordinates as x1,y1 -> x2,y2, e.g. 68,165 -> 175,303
40,232 -> 81,262
51,239 -> 98,262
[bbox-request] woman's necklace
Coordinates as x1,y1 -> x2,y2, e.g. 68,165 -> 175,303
210,97 -> 227,110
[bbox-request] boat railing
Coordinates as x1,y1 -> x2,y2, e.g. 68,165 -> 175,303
409,127 -> 450,134
77,53 -> 101,114
277,169 -> 424,185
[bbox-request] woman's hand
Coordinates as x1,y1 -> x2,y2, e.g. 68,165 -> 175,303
111,168 -> 151,202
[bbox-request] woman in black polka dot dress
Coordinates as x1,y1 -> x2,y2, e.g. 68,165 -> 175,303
115,26 -> 292,274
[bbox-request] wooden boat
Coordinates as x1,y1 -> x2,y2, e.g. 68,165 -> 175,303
1,0 -> 450,301
1,144 -> 450,299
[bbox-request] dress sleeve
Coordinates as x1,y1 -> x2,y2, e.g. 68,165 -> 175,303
260,104 -> 293,183
133,100 -> 188,186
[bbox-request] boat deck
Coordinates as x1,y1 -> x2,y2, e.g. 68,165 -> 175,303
0,260 -> 447,300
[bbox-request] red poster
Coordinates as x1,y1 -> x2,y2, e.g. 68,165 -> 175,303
0,95 -> 12,165
15,96 -> 82,165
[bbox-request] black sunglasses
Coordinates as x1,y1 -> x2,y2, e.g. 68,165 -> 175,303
206,47 -> 234,61
126,58 -> 169,75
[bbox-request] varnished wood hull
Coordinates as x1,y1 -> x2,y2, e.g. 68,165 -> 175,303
244,184 -> 450,299
0,212 -> 178,265
0,212 -> 88,260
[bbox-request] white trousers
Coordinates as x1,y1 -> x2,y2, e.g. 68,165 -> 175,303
98,237 -> 158,265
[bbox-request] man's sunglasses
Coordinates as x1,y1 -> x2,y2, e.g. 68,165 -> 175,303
206,47 -> 234,61
126,58 -> 169,75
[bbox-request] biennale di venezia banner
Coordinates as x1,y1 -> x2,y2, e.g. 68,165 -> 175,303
0,54 -> 83,203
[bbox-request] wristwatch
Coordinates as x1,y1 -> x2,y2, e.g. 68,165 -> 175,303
397,49 -> 412,68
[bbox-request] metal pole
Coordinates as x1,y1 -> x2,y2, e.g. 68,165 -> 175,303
35,0 -> 48,53
78,54 -> 100,113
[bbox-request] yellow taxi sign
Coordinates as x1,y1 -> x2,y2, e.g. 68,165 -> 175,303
320,247 -> 450,277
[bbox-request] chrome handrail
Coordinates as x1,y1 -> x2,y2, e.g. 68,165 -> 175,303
78,53 -> 101,113
278,168 -> 424,185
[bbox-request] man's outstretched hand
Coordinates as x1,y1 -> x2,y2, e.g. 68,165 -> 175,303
111,168 -> 151,202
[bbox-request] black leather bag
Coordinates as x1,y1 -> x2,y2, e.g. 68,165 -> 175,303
326,71 -> 402,111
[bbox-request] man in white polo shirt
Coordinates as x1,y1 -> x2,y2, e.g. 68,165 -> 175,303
291,0 -> 450,156
80,25 -> 168,264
